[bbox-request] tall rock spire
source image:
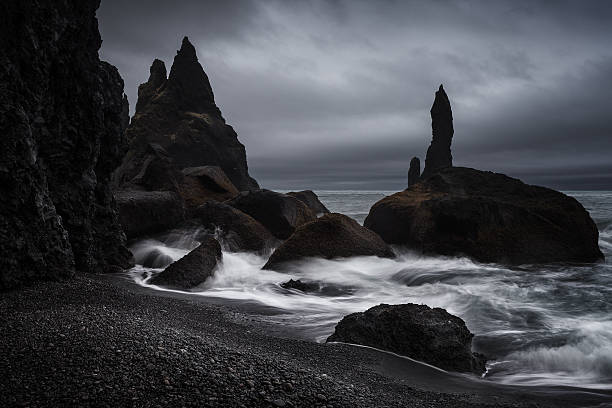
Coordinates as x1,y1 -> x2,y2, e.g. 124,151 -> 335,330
422,84 -> 454,178
167,36 -> 216,113
408,157 -> 421,187
135,59 -> 167,113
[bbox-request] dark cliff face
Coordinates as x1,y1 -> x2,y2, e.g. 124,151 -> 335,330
422,85 -> 454,178
0,0 -> 132,289
116,36 -> 259,191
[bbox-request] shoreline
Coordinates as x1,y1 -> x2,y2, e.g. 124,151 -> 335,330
1,273 -> 610,407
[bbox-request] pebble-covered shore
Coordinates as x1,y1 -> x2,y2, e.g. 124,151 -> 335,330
0,274 -> 592,407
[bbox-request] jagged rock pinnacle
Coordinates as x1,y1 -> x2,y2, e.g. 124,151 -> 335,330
422,84 -> 454,178
135,59 -> 168,113
167,35 -> 215,111
408,157 -> 421,187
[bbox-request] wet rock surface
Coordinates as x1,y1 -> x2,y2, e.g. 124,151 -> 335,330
264,213 -> 394,270
227,189 -> 317,240
365,167 -> 604,264
150,237 -> 221,289
193,201 -> 276,253
0,0 -> 132,289
327,303 -> 486,374
287,190 -> 330,214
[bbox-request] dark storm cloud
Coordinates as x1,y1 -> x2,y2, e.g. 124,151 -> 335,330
97,0 -> 612,190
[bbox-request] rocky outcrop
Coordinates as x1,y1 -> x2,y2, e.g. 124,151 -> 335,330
193,201 -> 276,253
179,166 -> 239,210
365,167 -> 604,264
264,213 -> 394,270
287,190 -> 330,215
150,237 -> 221,289
115,37 -> 258,192
327,303 -> 486,374
115,191 -> 185,240
421,85 -> 453,179
113,143 -> 183,192
0,0 -> 133,289
227,190 -> 316,240
408,157 -> 420,187
280,279 -> 319,292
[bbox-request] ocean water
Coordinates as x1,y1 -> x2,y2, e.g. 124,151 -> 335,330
128,190 -> 612,390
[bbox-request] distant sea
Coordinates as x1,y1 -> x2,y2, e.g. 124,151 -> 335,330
129,190 -> 612,390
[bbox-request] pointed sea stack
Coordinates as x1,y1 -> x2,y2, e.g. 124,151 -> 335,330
421,85 -> 453,179
407,157 -> 420,187
115,36 -> 258,192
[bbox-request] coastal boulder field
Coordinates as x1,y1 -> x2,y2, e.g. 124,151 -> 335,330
0,0 -> 132,289
264,213 -> 394,270
327,303 -> 487,374
150,236 -> 222,289
366,85 -> 603,265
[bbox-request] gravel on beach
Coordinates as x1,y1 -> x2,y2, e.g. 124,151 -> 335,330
0,273 -> 551,407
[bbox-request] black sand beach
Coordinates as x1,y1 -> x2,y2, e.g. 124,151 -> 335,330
2,273 -> 610,408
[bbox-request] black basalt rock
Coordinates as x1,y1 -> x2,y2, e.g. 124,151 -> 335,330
115,37 -> 259,192
327,303 -> 486,375
422,85 -> 453,179
408,157 -> 421,187
0,0 -> 133,289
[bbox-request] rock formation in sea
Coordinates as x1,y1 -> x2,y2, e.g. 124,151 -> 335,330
150,236 -> 222,289
327,303 -> 486,374
421,85 -> 453,179
264,213 -> 394,270
365,84 -> 603,265
407,157 -> 421,187
0,0 -> 132,289
114,36 -> 258,192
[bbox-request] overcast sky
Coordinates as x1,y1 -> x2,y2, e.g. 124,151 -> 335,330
98,0 -> 612,190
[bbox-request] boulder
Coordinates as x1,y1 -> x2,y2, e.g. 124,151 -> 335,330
150,237 -> 221,289
365,167 -> 604,264
113,143 -> 183,192
115,191 -> 185,240
0,0 -> 133,289
227,190 -> 316,240
327,303 -> 486,374
264,213 -> 394,270
179,166 -> 239,210
117,37 -> 259,191
193,201 -> 275,253
421,85 -> 453,179
287,190 -> 330,214
407,157 -> 420,187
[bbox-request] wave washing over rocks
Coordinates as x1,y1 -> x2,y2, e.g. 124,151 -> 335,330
129,190 -> 612,392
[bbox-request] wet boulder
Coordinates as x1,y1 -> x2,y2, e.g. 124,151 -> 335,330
287,190 -> 330,215
179,166 -> 239,210
365,167 -> 603,264
227,189 -> 316,240
280,279 -> 319,292
193,201 -> 276,253
327,303 -> 486,375
149,237 -> 221,289
115,190 -> 185,239
263,213 -> 394,270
